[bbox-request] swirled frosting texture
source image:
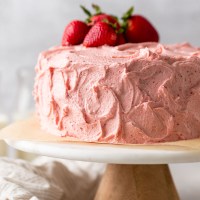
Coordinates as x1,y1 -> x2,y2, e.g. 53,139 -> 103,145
34,42 -> 200,144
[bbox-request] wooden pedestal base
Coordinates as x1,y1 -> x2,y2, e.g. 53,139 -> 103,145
95,164 -> 179,200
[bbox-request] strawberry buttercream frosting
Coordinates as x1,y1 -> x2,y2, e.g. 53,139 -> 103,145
34,42 -> 200,144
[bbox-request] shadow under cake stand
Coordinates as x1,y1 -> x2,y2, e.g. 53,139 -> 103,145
3,117 -> 200,200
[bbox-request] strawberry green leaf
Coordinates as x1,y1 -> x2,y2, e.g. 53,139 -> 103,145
102,19 -> 117,29
80,5 -> 92,17
117,28 -> 125,34
122,6 -> 134,20
92,4 -> 102,15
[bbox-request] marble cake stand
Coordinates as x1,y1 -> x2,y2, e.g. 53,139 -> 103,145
3,118 -> 200,200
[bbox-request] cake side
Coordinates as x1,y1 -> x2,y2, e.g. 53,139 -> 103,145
34,42 -> 200,144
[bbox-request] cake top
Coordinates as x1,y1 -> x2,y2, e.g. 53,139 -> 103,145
37,43 -> 200,71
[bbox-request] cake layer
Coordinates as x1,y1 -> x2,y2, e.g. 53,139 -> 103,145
34,42 -> 200,144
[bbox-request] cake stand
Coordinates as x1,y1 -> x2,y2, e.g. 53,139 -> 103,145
2,117 -> 200,200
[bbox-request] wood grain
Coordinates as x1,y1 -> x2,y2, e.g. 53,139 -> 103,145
94,164 -> 179,200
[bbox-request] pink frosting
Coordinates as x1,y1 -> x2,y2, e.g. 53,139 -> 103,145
34,42 -> 200,144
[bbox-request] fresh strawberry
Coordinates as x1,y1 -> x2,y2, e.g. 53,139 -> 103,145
90,14 -> 120,29
125,15 -> 159,43
61,5 -> 160,47
83,22 -> 117,47
122,7 -> 159,43
116,33 -> 126,45
81,4 -> 120,30
62,20 -> 89,46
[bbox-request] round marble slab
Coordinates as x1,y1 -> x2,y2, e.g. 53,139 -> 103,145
5,139 -> 200,164
2,117 -> 200,164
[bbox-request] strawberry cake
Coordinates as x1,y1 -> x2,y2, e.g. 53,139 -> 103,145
34,5 -> 200,144
34,42 -> 200,144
